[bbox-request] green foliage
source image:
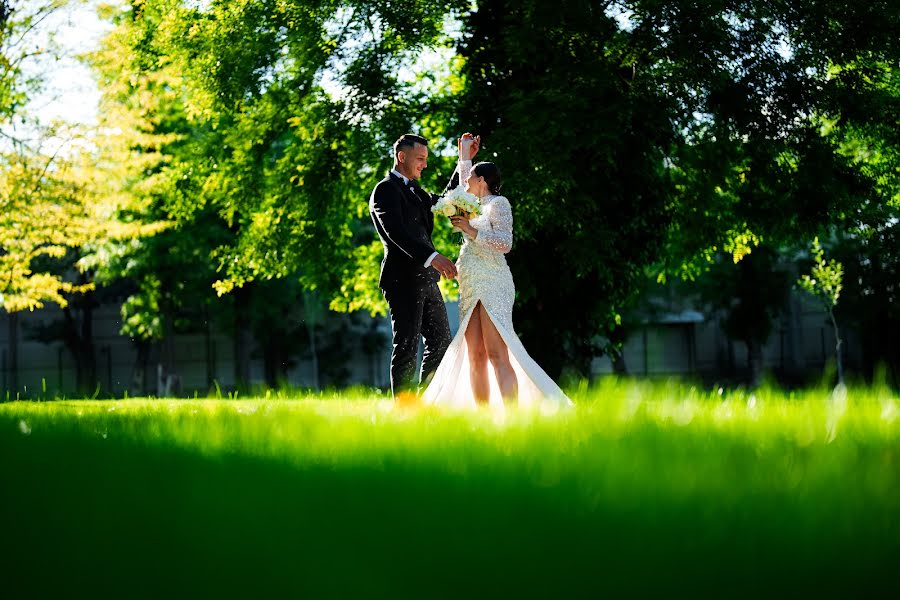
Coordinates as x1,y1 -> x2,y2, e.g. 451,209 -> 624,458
2,381 -> 900,595
798,236 -> 846,383
0,1 -> 88,311
447,0 -> 898,377
637,1 -> 897,385
0,152 -> 94,311
798,237 -> 843,311
83,0 -> 232,344
0,0 -> 168,314
820,55 -> 899,381
658,0 -> 899,278
30,0 -> 900,386
115,0 -> 469,317
832,214 -> 900,384
0,1 -> 68,123
456,0 -> 674,377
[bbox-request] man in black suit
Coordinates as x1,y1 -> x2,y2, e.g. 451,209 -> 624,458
369,133 -> 473,398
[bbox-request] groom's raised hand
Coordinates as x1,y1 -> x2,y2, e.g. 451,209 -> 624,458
431,254 -> 458,279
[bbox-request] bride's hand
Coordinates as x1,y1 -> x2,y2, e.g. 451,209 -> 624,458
449,215 -> 476,236
458,133 -> 481,161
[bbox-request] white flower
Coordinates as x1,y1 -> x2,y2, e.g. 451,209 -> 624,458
440,185 -> 481,217
431,198 -> 457,217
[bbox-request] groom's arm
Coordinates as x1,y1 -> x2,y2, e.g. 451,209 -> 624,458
437,135 -> 478,197
433,159 -> 474,201
440,165 -> 460,197
432,161 -> 462,201
422,164 -> 465,271
372,183 -> 437,266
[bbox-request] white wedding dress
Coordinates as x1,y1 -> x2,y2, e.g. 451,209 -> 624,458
422,159 -> 573,411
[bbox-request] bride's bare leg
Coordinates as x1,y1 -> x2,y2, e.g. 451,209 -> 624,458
464,302 -> 489,404
478,303 -> 518,405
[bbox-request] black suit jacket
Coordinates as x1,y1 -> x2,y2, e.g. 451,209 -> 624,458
369,169 -> 460,291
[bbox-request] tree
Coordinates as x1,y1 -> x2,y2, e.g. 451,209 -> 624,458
81,0 -> 471,392
824,36 -> 900,385
636,1 -> 897,386
0,0 -> 171,394
798,237 -> 845,385
0,150 -> 95,312
128,0 -> 467,312
453,0 -> 674,378
0,1 -> 95,313
624,0 -> 891,266
446,0 -> 896,378
832,214 -> 900,386
81,0 -> 232,393
83,0 -> 899,389
698,246 -> 791,386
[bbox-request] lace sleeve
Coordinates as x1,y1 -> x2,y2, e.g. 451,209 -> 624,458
458,137 -> 474,184
458,159 -> 472,186
474,197 -> 513,253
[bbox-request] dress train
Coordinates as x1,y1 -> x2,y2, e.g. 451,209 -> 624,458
422,300 -> 573,411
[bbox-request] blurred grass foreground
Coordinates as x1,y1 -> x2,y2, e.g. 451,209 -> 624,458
2,379 -> 899,597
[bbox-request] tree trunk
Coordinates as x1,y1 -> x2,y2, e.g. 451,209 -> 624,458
233,285 -> 252,390
7,311 -> 18,394
131,340 -> 150,396
307,320 -> 319,391
302,291 -> 320,391
608,326 -> 628,375
612,349 -> 628,375
262,338 -> 286,389
746,337 -> 763,388
204,305 -> 214,389
82,300 -> 97,393
61,303 -> 97,396
828,308 -> 844,386
157,307 -> 181,397
0,2 -> 10,31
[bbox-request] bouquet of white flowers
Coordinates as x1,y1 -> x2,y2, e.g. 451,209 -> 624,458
432,185 -> 481,232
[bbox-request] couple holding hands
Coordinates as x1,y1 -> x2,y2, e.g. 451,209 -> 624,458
369,132 -> 571,410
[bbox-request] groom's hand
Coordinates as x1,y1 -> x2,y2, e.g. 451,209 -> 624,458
431,254 -> 458,279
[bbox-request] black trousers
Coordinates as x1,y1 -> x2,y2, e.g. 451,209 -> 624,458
383,282 -> 451,395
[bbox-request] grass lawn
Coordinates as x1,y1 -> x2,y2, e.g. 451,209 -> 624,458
1,379 -> 899,597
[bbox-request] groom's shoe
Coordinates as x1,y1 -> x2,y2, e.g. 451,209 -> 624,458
395,390 -> 421,408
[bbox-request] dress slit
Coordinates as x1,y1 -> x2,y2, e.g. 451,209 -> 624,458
422,297 -> 571,411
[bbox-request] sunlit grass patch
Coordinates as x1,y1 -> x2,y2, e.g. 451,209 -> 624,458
1,379 -> 898,596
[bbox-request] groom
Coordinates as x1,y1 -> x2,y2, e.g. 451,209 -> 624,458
369,133 -> 475,398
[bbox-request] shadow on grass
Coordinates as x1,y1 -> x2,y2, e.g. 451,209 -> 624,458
3,423 -> 899,598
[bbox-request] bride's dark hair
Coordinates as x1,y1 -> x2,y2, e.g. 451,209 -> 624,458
473,161 -> 502,195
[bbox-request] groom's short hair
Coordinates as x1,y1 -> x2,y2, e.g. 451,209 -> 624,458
394,134 -> 428,157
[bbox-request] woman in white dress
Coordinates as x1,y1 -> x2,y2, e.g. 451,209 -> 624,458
422,135 -> 573,411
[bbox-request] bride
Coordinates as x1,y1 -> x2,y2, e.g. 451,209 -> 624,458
422,134 -> 573,411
